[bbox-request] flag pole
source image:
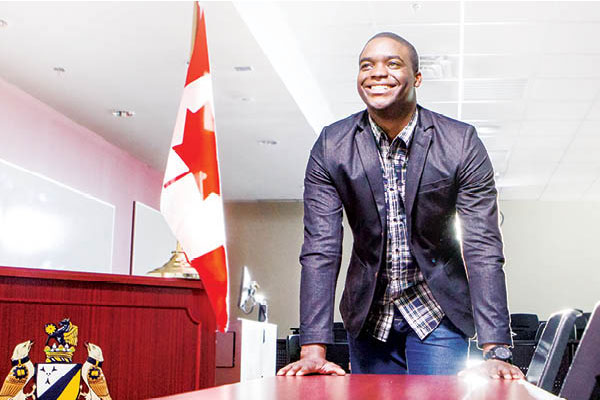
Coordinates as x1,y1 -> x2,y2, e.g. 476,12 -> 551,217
147,3 -> 201,280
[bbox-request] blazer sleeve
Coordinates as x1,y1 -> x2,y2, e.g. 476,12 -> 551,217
299,128 -> 344,346
456,126 -> 512,347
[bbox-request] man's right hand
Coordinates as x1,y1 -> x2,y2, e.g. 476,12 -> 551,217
276,344 -> 346,376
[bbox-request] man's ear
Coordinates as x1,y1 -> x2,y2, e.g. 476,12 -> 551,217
414,71 -> 423,88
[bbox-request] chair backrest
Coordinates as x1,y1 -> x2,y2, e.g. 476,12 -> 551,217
534,321 -> 547,343
286,334 -> 301,363
511,313 -> 540,340
526,309 -> 582,391
560,302 -> 600,400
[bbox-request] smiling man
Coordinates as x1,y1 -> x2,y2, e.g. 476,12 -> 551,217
277,33 -> 523,379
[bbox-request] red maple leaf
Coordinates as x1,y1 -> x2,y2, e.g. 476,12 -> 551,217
172,106 -> 220,198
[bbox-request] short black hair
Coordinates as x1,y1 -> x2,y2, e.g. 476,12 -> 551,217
361,32 -> 419,73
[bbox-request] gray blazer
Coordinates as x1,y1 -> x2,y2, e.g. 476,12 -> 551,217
299,106 -> 512,347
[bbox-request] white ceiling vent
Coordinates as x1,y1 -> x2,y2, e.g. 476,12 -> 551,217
419,55 -> 454,79
463,79 -> 528,101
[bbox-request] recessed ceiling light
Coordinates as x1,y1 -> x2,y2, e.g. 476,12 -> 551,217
257,139 -> 277,146
112,110 -> 135,118
234,66 -> 253,72
0,20 -> 8,28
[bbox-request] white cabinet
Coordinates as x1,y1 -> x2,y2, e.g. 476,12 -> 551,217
215,318 -> 277,386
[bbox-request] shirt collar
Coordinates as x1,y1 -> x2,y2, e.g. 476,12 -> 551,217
368,107 -> 419,148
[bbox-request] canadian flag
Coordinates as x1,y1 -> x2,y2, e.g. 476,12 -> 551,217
161,3 -> 228,332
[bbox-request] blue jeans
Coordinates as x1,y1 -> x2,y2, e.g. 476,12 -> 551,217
348,310 -> 469,375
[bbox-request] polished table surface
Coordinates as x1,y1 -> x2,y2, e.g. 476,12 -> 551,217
151,375 -> 561,400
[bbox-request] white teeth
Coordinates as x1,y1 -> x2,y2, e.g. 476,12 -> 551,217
369,85 -> 391,94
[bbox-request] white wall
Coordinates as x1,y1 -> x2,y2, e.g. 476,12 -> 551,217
500,200 -> 600,320
0,77 -> 163,273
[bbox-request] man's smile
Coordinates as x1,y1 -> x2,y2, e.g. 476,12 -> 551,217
364,83 -> 397,94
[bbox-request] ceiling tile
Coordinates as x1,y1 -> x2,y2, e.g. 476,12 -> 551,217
419,102 -> 458,119
525,101 -> 590,120
502,162 -> 557,187
375,24 -> 460,54
279,2 -> 376,26
538,55 -> 600,78
465,2 -> 559,23
541,163 -> 600,200
463,79 -> 528,101
542,23 -> 600,54
464,24 -> 547,54
330,101 -> 367,121
582,178 -> 600,200
461,101 -> 526,121
553,3 -> 600,22
528,78 -> 600,101
578,120 -> 600,135
509,147 -> 565,164
463,55 -> 536,79
518,121 -> 580,137
418,80 -> 459,102
368,2 -> 460,25
586,101 -> 600,120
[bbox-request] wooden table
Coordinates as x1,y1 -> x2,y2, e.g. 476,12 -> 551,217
151,375 -> 561,400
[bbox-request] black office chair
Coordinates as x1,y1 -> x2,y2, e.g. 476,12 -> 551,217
511,313 -> 540,340
560,302 -> 600,400
526,309 -> 582,392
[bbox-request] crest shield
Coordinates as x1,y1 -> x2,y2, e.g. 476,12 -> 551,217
35,363 -> 81,400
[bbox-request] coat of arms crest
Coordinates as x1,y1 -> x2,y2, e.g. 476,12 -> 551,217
0,319 -> 111,400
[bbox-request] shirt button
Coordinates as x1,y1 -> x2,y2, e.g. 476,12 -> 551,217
393,218 -> 398,222
394,248 -> 400,253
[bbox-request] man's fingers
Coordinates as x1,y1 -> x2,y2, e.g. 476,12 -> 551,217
277,359 -> 345,377
320,362 -> 346,376
277,364 -> 292,376
495,364 -> 523,380
286,363 -> 305,376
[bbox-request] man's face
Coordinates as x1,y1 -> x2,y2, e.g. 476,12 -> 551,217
357,37 -> 422,113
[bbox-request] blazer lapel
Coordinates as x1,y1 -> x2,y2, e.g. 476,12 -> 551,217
355,113 -> 386,230
405,108 -> 434,217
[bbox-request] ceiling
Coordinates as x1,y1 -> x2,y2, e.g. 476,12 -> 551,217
2,1 -> 600,201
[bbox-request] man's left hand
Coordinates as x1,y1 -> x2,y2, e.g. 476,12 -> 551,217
459,359 -> 525,380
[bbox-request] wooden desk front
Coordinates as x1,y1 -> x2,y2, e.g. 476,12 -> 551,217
0,266 -> 216,399
152,375 -> 561,400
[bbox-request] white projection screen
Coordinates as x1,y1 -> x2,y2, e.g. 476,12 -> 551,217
0,158 -> 114,273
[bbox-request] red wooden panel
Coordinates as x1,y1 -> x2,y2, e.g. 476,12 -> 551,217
0,266 -> 216,399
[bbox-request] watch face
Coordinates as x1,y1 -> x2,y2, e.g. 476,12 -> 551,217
494,347 -> 512,360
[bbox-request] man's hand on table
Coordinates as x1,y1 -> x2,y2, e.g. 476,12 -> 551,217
459,359 -> 525,380
276,344 -> 346,376
459,343 -> 525,380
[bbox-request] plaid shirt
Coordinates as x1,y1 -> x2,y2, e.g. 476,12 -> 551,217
365,109 -> 445,342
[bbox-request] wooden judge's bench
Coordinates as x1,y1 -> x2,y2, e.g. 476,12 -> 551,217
0,266 -> 217,399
